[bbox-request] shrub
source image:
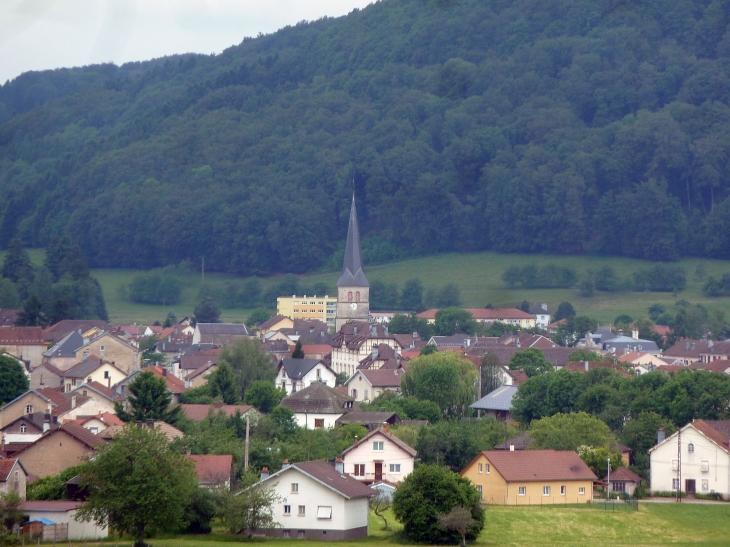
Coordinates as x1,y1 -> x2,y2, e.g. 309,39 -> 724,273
633,265 -> 686,292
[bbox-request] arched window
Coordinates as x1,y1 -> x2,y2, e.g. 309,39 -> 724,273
355,291 -> 360,301
348,291 -> 353,301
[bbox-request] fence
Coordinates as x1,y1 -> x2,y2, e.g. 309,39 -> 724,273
481,496 -> 639,511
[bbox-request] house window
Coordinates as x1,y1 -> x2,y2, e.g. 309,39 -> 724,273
100,345 -> 105,352
702,480 -> 709,491
672,478 -> 680,490
284,505 -> 291,515
298,505 -> 305,516
104,371 -> 110,379
283,531 -> 290,538
356,291 -> 360,301
701,460 -> 710,472
87,377 -> 92,383
389,464 -> 401,473
518,487 -> 526,496
486,464 -> 490,474
373,441 -> 384,451
543,486 -> 550,496
578,487 -> 585,495
20,425 -> 26,433
25,404 -> 32,414
291,483 -> 299,493
348,292 -> 353,301
560,485 -> 566,496
478,463 -> 483,473
317,506 -> 332,519
90,427 -> 98,434
297,531 -> 305,539
314,419 -> 324,428
613,482 -> 625,492
364,389 -> 369,400
354,464 -> 365,476
688,443 -> 694,453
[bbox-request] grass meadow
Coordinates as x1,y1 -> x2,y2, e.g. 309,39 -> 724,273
4,249 -> 730,326
76,503 -> 730,547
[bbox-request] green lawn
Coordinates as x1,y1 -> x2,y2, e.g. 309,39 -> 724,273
78,503 -> 730,547
4,249 -> 730,325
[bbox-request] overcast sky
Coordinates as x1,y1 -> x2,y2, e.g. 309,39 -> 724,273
0,0 -> 374,84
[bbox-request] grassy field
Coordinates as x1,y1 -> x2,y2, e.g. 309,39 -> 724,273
4,249 -> 730,325
92,503 -> 730,547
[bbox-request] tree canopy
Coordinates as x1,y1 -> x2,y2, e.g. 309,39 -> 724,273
4,0 -> 730,273
77,424 -> 198,547
115,370 -> 182,424
0,355 -> 29,404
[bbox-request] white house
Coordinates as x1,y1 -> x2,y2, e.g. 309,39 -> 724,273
20,501 -> 108,540
279,383 -> 354,429
253,459 -> 373,540
529,303 -> 551,330
276,358 -> 337,395
341,426 -> 416,485
649,420 -> 730,498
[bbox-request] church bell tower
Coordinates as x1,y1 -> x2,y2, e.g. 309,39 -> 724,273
335,195 -> 369,331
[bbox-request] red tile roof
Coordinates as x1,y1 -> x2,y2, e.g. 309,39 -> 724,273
302,344 -> 333,355
293,460 -> 375,499
146,366 -> 186,393
0,459 -> 25,481
690,360 -> 730,373
59,421 -> 105,447
562,361 -> 633,378
468,450 -> 598,482
691,420 -> 730,453
417,308 -> 534,321
19,501 -> 81,512
186,454 -> 233,483
0,327 -> 44,344
358,368 -> 404,388
603,466 -> 642,483
507,369 -> 529,386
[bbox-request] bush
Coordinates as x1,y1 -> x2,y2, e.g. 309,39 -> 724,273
393,465 -> 485,544
633,265 -> 686,292
126,269 -> 182,305
502,264 -> 577,289
703,274 -> 730,297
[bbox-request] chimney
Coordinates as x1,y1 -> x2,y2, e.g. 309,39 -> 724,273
354,436 -> 359,445
657,426 -> 666,444
335,458 -> 344,474
510,445 -> 515,452
260,467 -> 270,480
320,331 -> 324,338
162,368 -> 167,377
686,342 -> 690,350
541,303 -> 547,311
413,332 -> 418,339
383,423 -> 389,434
71,396 -> 76,409
632,329 -> 639,340
372,347 -> 378,360
584,361 -> 589,372
353,327 -> 357,335
43,403 -> 52,432
282,459 -> 291,469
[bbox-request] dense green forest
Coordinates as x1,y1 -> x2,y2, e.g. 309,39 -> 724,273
2,0 -> 730,275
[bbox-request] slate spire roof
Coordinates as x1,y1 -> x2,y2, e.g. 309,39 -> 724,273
337,195 -> 369,288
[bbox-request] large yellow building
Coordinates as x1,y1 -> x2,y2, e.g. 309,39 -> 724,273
276,296 -> 337,329
461,450 -> 596,505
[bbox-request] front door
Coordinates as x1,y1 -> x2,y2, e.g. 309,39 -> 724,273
686,479 -> 696,496
375,462 -> 382,482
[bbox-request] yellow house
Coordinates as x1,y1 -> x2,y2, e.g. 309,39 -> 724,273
461,450 -> 596,505
277,296 -> 337,329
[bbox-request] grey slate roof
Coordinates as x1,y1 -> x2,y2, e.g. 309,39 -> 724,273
280,382 -> 354,414
337,195 -> 369,288
278,358 -> 323,380
470,385 -> 518,411
63,357 -> 107,379
43,330 -> 85,358
602,335 -> 659,353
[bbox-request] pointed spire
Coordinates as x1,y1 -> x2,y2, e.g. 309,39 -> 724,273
337,195 -> 369,287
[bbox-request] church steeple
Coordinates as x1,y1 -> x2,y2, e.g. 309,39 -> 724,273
337,195 -> 369,288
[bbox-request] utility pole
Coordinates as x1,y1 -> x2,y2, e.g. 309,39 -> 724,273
244,415 -> 250,470
606,456 -> 611,501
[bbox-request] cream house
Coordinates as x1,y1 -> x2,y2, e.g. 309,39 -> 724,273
341,426 -> 416,484
461,450 -> 597,505
344,369 -> 403,402
330,322 -> 402,377
253,460 -> 373,540
279,383 -> 354,429
649,420 -> 730,498
60,358 -> 126,392
0,458 -> 28,499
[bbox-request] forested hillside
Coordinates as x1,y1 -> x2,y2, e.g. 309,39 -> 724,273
2,0 -> 730,275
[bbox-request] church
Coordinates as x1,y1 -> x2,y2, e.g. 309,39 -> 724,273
335,196 -> 370,331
